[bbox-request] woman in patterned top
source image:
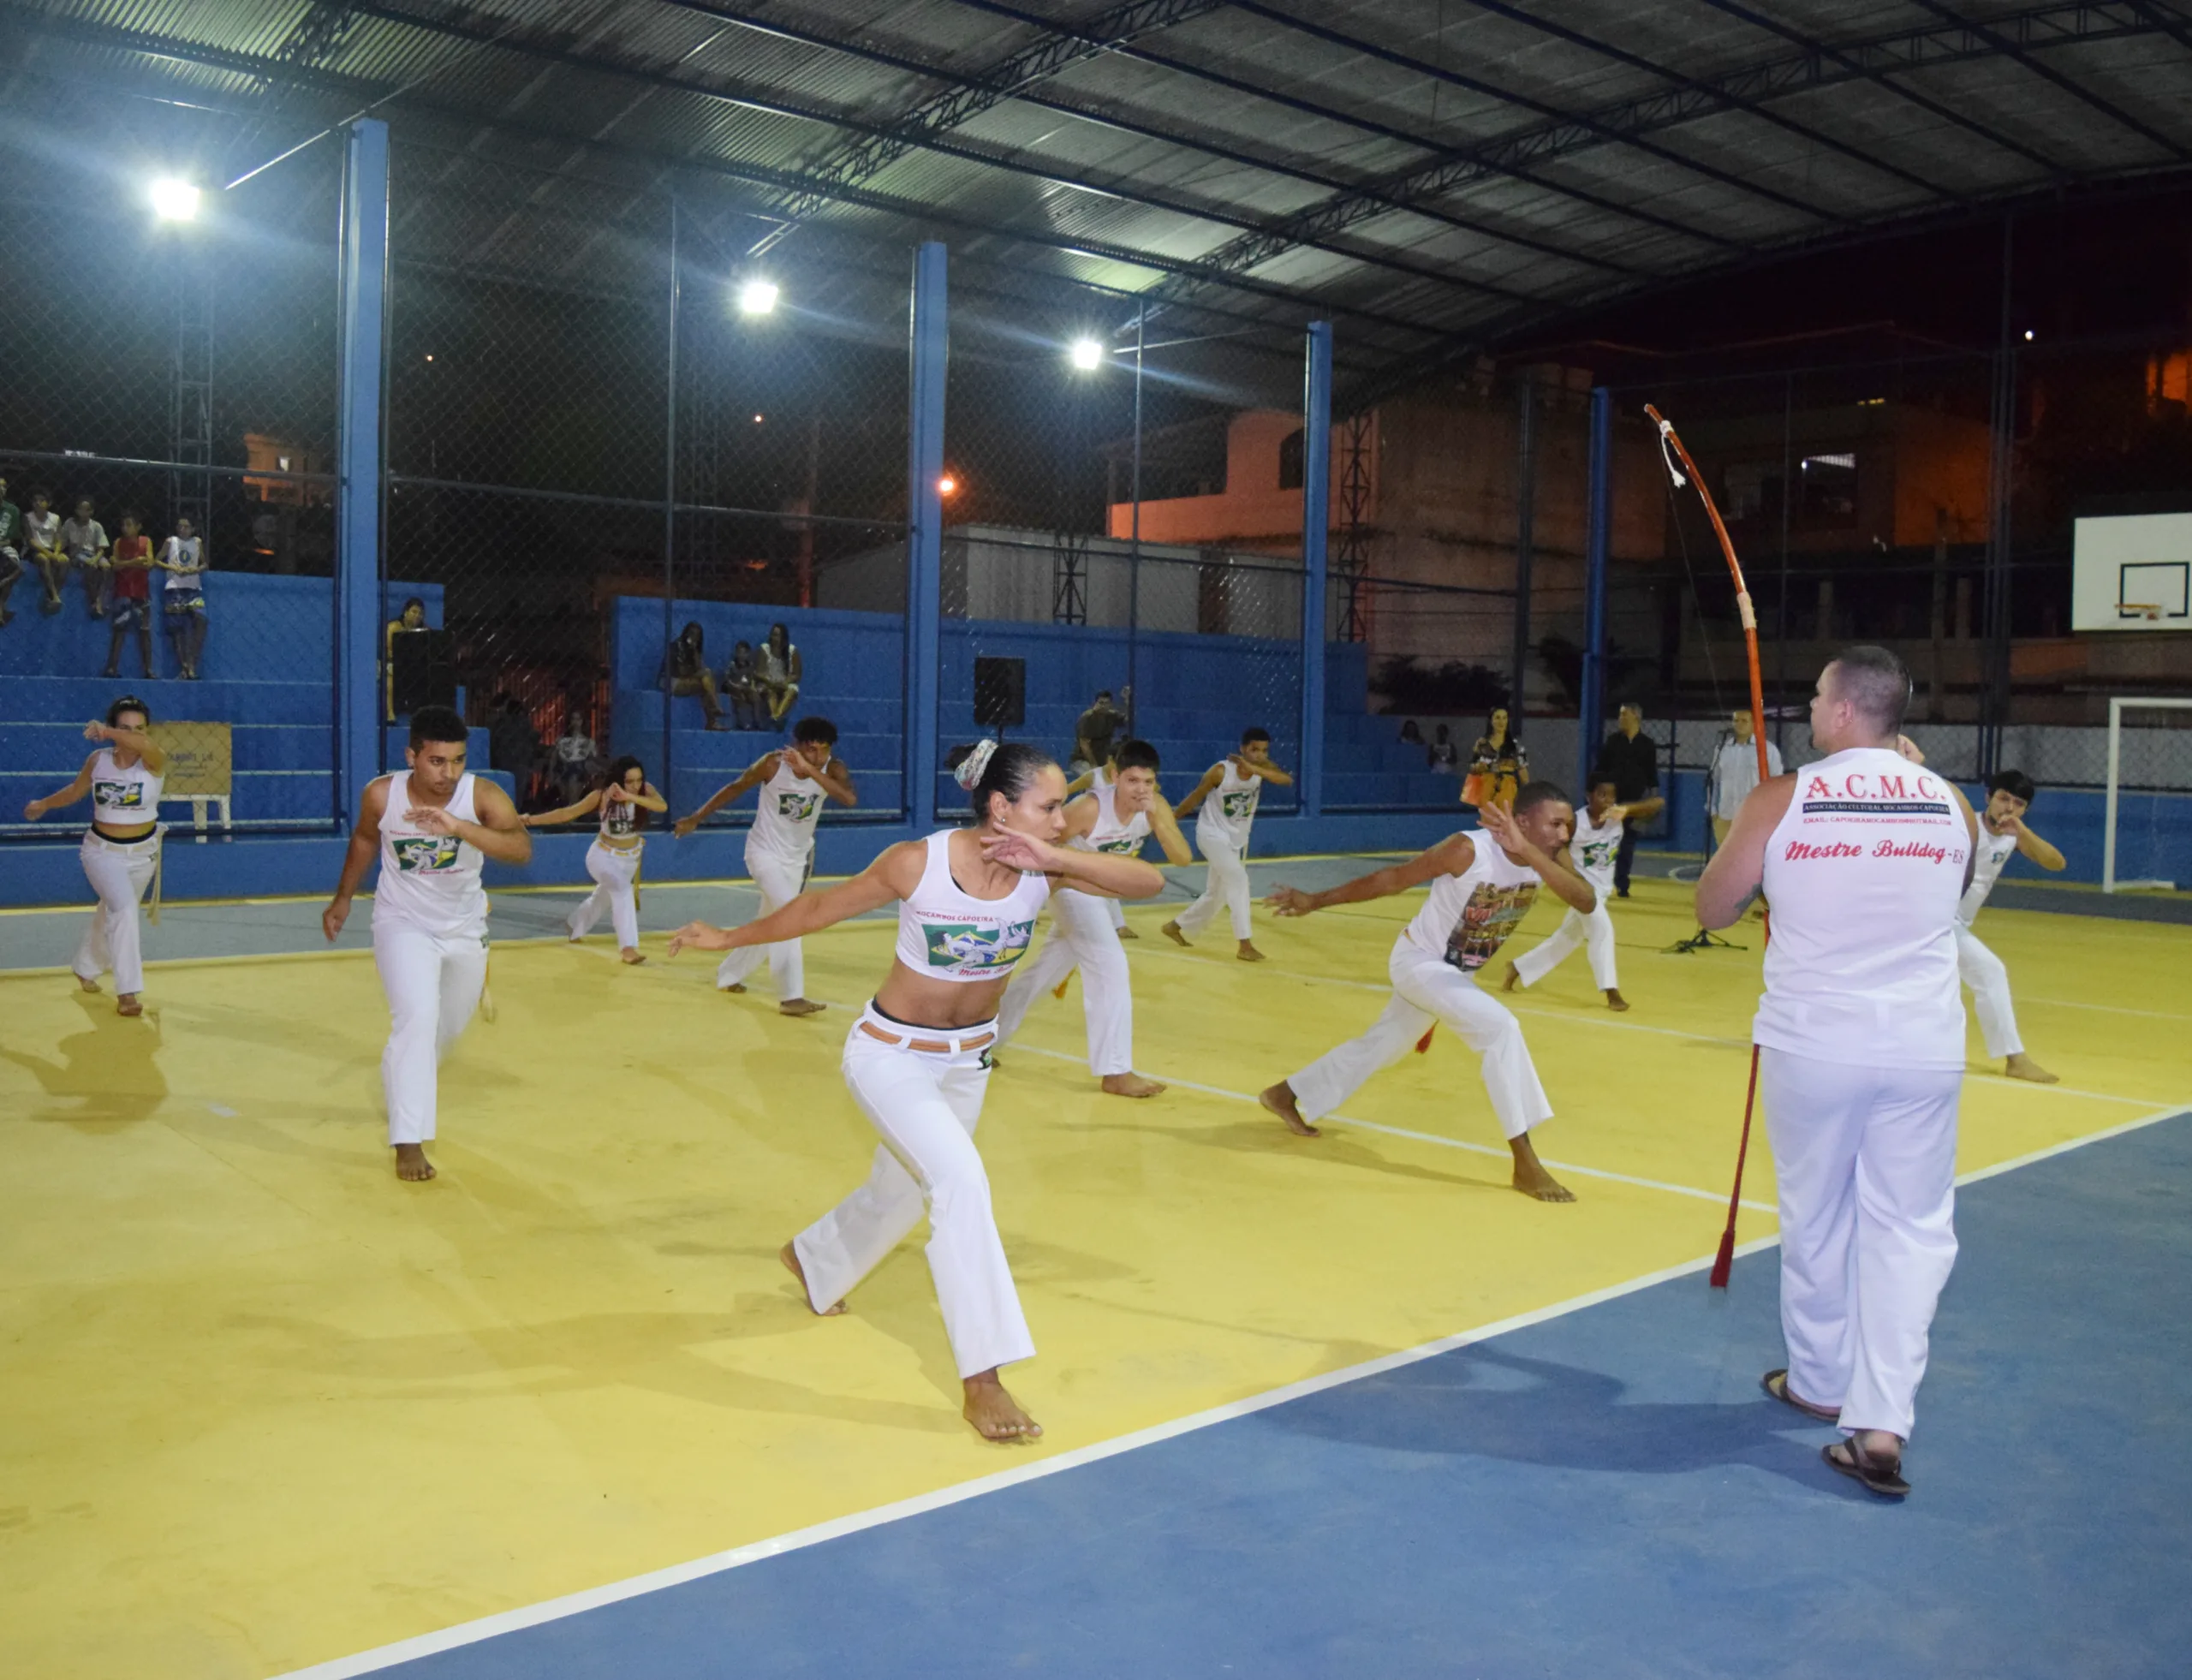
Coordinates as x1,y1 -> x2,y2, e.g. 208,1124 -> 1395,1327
1465,707 -> 1530,810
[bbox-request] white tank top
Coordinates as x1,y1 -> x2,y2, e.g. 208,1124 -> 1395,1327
892,831 -> 1051,982
1567,806 -> 1623,895
90,748 -> 164,825
372,771 -> 488,939
1754,747 -> 1969,1069
1075,779 -> 1150,858
1957,824 -> 2019,926
597,786 -> 643,850
1400,829 -> 1544,973
748,754 -> 825,863
1196,760 -> 1262,848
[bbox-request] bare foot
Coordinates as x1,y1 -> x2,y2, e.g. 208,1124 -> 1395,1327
1510,1135 -> 1574,1202
962,1369 -> 1041,1442
1260,1080 -> 1319,1137
1501,959 -> 1522,993
779,1241 -> 846,1314
78,974 -> 100,994
2004,1052 -> 2058,1085
394,1143 -> 437,1182
620,948 -> 646,964
1236,942 -> 1266,962
1117,926 -> 1139,940
779,998 -> 826,1017
720,981 -> 748,994
1160,920 -> 1188,948
567,932 -> 583,944
116,993 -> 143,1017
1604,988 -> 1629,1012
1101,1071 -> 1166,1099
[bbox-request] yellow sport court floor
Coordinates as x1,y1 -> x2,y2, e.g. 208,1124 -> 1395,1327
1,855 -> 2184,1678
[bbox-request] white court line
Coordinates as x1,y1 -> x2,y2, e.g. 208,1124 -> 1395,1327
270,1097 -> 2190,1680
1003,1041 -> 1778,1215
2024,997 -> 2192,1022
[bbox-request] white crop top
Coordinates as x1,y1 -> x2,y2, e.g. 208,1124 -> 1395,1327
1399,828 -> 1544,973
892,830 -> 1051,982
90,747 -> 164,825
372,771 -> 488,940
598,786 -> 643,849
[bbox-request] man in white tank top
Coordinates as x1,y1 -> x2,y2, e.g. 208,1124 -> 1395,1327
1258,784 -> 1599,1202
995,740 -> 1194,1097
1503,774 -> 1661,1011
1957,769 -> 2066,1084
1698,646 -> 1979,1498
674,716 -> 856,1016
1164,725 -> 1293,962
323,706 -> 532,1182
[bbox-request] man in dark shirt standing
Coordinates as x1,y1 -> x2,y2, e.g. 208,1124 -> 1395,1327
1073,688 -> 1126,775
1593,702 -> 1659,898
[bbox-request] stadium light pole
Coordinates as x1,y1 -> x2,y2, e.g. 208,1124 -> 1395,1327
738,277 -> 779,316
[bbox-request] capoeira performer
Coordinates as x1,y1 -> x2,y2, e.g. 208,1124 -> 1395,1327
1698,645 -> 1978,1498
323,706 -> 532,1182
1957,769 -> 2066,1083
1164,726 -> 1291,962
522,755 -> 667,964
21,696 -> 168,1016
993,739 -> 1192,1098
667,741 -> 1163,1440
1258,783 -> 1595,1202
1065,755 -> 1136,939
1502,776 -> 1661,1012
674,717 -> 855,1017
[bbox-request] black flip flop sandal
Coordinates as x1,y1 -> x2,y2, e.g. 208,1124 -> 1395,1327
1823,1437 -> 1910,1499
1761,1368 -> 1841,1423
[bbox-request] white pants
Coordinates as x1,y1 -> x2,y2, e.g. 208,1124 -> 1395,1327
1105,894 -> 1126,931
1176,829 -> 1252,941
569,841 -> 641,948
792,1008 -> 1034,1379
996,887 -> 1134,1075
1762,1047 -> 1962,1441
1511,900 -> 1618,992
74,833 -> 157,996
1289,939 -> 1553,1141
718,845 -> 810,998
1955,926 -> 2022,1059
372,919 -> 490,1147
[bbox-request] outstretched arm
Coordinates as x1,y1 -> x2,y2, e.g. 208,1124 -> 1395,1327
1145,791 -> 1194,867
1697,776 -> 1796,928
23,754 -> 96,820
673,754 -> 776,837
522,789 -> 605,828
668,841 -> 915,954
979,829 -> 1165,902
1266,834 -> 1474,917
1612,794 -> 1664,825
1172,764 -> 1224,820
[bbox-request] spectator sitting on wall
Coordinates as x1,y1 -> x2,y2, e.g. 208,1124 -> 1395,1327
1465,709 -> 1529,807
1072,688 -> 1127,775
62,497 -> 110,618
553,712 -> 601,804
1427,722 -> 1459,773
724,640 -> 765,730
25,489 -> 64,615
158,515 -> 208,680
0,474 -> 22,626
1398,718 -> 1425,749
385,596 -> 429,720
664,622 -> 727,731
103,512 -> 156,679
757,621 -> 801,729
1592,701 -> 1659,899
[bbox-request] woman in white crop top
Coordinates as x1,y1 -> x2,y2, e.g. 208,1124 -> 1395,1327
525,755 -> 667,964
670,739 -> 1164,1443
23,695 -> 169,1016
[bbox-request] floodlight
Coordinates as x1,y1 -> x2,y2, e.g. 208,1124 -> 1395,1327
150,177 -> 201,222
738,277 -> 780,316
1069,337 -> 1104,372
937,474 -> 959,497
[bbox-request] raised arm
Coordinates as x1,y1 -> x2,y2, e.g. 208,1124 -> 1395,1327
668,840 -> 916,953
1172,763 -> 1224,819
631,780 -> 670,814
86,718 -> 166,775
521,788 -> 605,828
1477,801 -> 1594,914
23,752 -> 97,820
979,828 -> 1165,902
1696,775 -> 1796,929
1144,790 -> 1194,867
1613,794 -> 1665,825
809,754 -> 859,808
440,777 -> 533,867
1242,753 -> 1294,787
323,777 -> 389,940
673,754 -> 776,837
1266,833 -> 1474,917
2009,813 -> 2066,872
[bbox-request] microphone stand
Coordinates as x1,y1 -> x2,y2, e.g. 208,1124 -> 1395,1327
1666,729 -> 1742,952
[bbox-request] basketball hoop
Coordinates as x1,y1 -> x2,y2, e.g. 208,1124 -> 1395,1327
2117,602 -> 2165,622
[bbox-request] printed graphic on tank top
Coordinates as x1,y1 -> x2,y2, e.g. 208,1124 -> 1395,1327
374,772 -> 488,939
90,748 -> 163,819
748,757 -> 825,863
1568,807 -> 1623,891
895,831 -> 1051,981
1196,760 -> 1262,847
1400,832 -> 1543,973
599,792 -> 642,845
1079,782 -> 1151,857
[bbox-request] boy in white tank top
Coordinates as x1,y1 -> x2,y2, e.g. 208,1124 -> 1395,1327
1164,726 -> 1292,962
1698,646 -> 1980,1499
1065,756 -> 1134,936
1502,775 -> 1662,1011
995,739 -> 1194,1097
1258,784 -> 1599,1202
323,706 -> 533,1183
1956,769 -> 2067,1084
674,716 -> 856,1016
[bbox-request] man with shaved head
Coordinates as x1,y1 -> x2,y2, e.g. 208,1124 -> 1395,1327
1697,646 -> 1979,1500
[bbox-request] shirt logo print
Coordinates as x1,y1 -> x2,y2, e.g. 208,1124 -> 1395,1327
94,781 -> 144,808
393,834 -> 461,873
777,791 -> 820,822
1221,789 -> 1256,819
923,920 -> 1034,972
1442,882 -> 1539,972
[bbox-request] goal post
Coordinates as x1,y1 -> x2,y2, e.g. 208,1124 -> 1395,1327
2103,696 -> 2192,892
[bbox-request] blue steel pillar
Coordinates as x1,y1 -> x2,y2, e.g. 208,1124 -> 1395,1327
1578,386 -> 1612,793
906,241 -> 948,830
1300,321 -> 1332,819
337,117 -> 389,817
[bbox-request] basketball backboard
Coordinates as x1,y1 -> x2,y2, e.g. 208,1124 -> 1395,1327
2072,513 -> 2192,631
